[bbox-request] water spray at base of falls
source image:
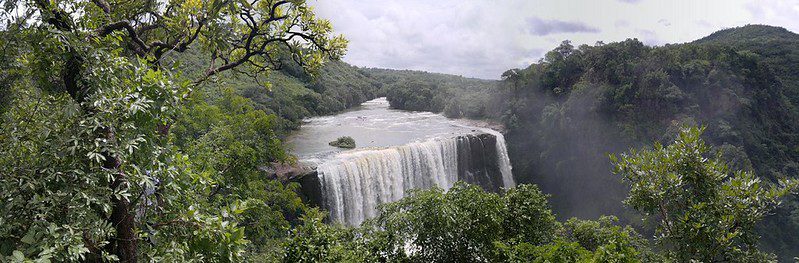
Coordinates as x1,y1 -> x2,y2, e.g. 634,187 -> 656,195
315,131 -> 514,226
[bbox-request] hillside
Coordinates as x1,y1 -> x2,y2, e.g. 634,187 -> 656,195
362,68 -> 502,118
176,49 -> 504,136
385,26 -> 799,261
172,48 -> 381,136
695,24 -> 799,106
695,24 -> 799,44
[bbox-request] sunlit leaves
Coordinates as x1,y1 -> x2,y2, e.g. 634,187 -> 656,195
611,126 -> 798,262
2,0 -> 346,260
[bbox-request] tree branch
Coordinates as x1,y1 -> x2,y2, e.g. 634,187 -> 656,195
96,21 -> 150,56
91,0 -> 112,15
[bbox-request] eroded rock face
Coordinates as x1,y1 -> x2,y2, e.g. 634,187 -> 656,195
296,132 -> 513,225
264,162 -> 315,181
265,163 -> 323,206
456,133 -> 504,193
297,170 -> 324,208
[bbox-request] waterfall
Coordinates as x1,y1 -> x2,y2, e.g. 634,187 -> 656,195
483,129 -> 515,189
316,132 -> 514,226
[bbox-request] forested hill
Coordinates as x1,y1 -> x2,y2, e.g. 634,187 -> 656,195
362,68 -> 500,118
172,48 -> 381,135
694,25 -> 799,106
384,25 -> 799,261
696,24 -> 799,44
174,48 -> 500,136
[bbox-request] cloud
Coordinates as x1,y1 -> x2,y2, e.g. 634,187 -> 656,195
527,17 -> 601,35
695,20 -> 713,28
635,29 -> 665,46
744,0 -> 799,32
311,0 -> 799,79
311,0 -> 550,79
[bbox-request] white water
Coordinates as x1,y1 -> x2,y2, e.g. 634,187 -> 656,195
287,97 -> 514,226
317,137 -> 461,225
484,129 -> 515,189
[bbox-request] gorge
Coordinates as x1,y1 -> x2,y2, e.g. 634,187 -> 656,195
6,0 -> 799,260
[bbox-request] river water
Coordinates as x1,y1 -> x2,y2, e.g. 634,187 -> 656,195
286,97 -> 514,225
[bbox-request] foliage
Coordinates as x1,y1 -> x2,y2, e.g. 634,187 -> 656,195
499,240 -> 591,263
365,68 -> 500,119
328,136 -> 356,149
175,47 -> 381,135
0,0 -> 344,261
282,209 -> 372,263
503,184 -> 559,246
367,183 -> 506,262
562,216 -> 649,263
171,88 -> 308,250
414,25 -> 799,260
611,127 -> 799,262
351,183 -> 643,263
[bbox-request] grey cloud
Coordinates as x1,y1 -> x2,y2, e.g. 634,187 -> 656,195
635,29 -> 665,46
695,20 -> 713,28
527,17 -> 600,36
312,0 -> 799,79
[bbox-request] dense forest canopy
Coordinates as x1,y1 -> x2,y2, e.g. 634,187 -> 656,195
383,24 -> 799,261
1,0 -> 798,260
0,0 -> 347,261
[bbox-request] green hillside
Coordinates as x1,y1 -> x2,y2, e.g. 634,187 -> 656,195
173,48 -> 381,136
385,26 -> 799,261
695,24 -> 799,106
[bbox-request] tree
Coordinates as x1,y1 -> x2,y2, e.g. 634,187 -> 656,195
365,183 -> 506,262
611,127 -> 799,262
502,184 -> 559,246
281,209 -> 371,263
0,0 -> 345,261
355,182 -> 645,262
170,89 -> 305,249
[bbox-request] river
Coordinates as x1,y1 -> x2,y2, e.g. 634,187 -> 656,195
286,97 -> 514,225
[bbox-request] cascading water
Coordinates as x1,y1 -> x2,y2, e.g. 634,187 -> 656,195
286,97 -> 514,226
317,132 -> 513,226
317,137 -> 459,225
485,129 -> 515,189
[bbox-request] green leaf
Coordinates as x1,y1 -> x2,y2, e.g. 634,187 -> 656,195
12,250 -> 24,261
20,230 -> 35,244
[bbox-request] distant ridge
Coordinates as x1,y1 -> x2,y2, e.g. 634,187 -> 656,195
694,24 -> 799,108
693,24 -> 799,44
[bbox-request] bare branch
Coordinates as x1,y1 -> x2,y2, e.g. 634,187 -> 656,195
96,21 -> 150,56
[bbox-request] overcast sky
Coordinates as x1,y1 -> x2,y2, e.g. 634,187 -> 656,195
311,0 -> 799,79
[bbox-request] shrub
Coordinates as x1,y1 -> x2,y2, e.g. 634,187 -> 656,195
329,136 -> 356,149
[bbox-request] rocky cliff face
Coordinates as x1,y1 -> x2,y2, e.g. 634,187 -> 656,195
456,133 -> 504,192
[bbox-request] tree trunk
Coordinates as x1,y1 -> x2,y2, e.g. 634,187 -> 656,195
109,179 -> 138,262
66,45 -> 139,263
37,1 -> 139,261
105,147 -> 138,263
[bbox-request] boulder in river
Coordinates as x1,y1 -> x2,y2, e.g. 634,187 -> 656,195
329,136 -> 356,149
